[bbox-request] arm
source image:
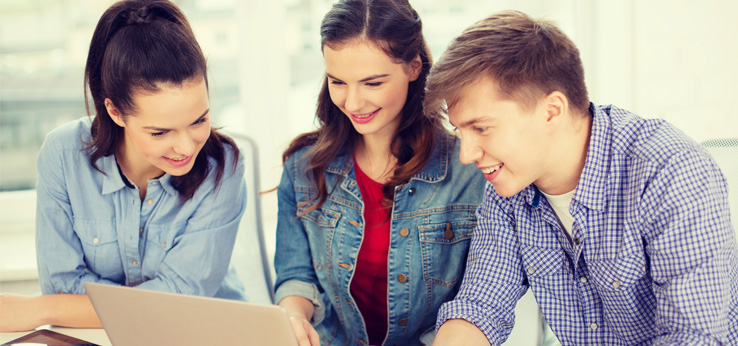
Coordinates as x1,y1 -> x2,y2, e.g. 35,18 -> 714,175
642,150 -> 736,345
434,184 -> 528,346
273,157 -> 324,345
0,294 -> 101,332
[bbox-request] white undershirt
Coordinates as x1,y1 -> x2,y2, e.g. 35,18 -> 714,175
540,189 -> 576,239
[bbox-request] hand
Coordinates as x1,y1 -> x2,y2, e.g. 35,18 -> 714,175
0,293 -> 41,332
287,312 -> 320,346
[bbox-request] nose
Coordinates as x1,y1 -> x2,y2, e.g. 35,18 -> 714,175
344,85 -> 364,113
172,131 -> 196,156
458,134 -> 482,165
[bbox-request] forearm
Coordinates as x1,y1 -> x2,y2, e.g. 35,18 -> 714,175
278,295 -> 315,321
38,294 -> 102,329
433,319 -> 488,346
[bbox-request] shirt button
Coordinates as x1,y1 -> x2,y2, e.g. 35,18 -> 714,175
398,318 -> 408,326
612,280 -> 621,289
579,276 -> 588,283
132,260 -> 138,266
397,274 -> 407,283
147,199 -> 153,205
590,322 -> 598,330
574,237 -> 581,245
399,227 -> 409,237
93,237 -> 99,244
162,242 -> 167,248
527,266 -> 536,274
151,181 -> 158,185
408,187 -> 415,196
139,228 -> 144,233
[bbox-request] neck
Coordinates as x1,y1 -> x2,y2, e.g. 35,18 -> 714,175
355,134 -> 397,183
536,114 -> 592,195
116,140 -> 163,193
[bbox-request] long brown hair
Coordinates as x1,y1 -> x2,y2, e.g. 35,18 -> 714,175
83,0 -> 239,201
283,0 -> 442,214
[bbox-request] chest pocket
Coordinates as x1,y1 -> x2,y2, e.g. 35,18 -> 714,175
588,251 -> 649,302
299,208 -> 341,270
143,223 -> 182,276
74,218 -> 123,279
419,220 -> 475,286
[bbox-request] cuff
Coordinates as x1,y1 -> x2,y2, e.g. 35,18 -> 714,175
437,300 -> 501,345
274,279 -> 325,326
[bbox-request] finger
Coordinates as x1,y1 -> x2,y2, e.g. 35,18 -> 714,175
305,321 -> 321,346
289,317 -> 312,346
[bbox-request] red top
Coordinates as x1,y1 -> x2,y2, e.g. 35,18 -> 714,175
350,159 -> 391,345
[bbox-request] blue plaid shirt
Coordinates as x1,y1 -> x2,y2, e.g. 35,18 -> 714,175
437,104 -> 738,345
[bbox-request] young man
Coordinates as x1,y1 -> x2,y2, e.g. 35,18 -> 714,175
424,10 -> 738,346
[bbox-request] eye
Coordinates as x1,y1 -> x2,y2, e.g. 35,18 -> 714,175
366,82 -> 383,87
473,126 -> 488,134
151,132 -> 165,138
193,117 -> 208,126
329,80 -> 345,85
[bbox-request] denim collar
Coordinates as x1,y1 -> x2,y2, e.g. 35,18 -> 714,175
324,133 -> 450,183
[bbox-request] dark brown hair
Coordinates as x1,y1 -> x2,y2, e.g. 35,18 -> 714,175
282,0 -> 442,214
84,0 -> 238,201
425,10 -> 589,121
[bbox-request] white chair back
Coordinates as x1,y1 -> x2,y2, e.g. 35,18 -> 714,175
226,132 -> 274,304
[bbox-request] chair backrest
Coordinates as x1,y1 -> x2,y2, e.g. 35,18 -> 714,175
702,138 -> 738,231
226,132 -> 274,304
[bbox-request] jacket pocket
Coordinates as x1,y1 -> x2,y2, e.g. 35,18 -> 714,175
74,219 -> 123,277
300,209 -> 341,270
418,219 -> 475,286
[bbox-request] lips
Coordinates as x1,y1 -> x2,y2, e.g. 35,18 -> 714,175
350,108 -> 380,124
479,163 -> 503,183
164,155 -> 192,168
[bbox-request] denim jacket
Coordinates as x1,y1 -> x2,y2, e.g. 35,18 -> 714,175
274,133 -> 486,345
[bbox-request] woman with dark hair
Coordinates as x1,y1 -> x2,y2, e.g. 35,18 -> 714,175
0,0 -> 246,332
274,0 -> 485,345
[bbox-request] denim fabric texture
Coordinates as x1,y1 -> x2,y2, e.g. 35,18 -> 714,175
274,133 -> 486,345
36,117 -> 247,300
438,104 -> 738,345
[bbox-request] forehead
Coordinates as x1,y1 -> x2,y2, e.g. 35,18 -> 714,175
128,78 -> 209,125
323,40 -> 404,79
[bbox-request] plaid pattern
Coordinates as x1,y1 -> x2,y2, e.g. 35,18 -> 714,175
437,104 -> 738,345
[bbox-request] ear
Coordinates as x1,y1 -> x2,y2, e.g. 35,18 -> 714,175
104,98 -> 126,128
543,91 -> 568,125
407,54 -> 423,82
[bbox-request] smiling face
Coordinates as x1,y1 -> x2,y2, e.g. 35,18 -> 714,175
323,40 -> 421,142
449,77 -> 555,197
106,77 -> 211,182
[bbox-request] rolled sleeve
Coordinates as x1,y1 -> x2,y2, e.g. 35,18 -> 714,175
274,279 -> 326,325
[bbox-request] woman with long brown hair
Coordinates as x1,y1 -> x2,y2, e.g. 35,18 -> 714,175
273,0 -> 485,345
0,0 -> 246,332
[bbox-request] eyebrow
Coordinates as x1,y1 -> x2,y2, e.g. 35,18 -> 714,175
143,109 -> 209,132
450,116 -> 488,129
326,73 -> 390,83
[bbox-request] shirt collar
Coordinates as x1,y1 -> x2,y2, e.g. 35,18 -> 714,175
573,103 -> 611,211
519,103 -> 610,211
325,133 -> 450,183
100,153 -> 177,197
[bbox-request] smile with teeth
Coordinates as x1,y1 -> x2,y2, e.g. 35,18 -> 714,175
167,156 -> 188,161
481,163 -> 504,174
352,109 -> 380,118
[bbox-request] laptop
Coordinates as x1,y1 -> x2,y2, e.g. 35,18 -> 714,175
85,283 -> 298,346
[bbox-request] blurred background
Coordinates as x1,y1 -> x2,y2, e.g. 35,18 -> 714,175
1,0 -> 737,292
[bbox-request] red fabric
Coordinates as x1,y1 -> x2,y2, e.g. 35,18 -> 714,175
351,159 -> 390,345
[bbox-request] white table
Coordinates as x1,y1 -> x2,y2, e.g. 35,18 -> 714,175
0,327 -> 111,346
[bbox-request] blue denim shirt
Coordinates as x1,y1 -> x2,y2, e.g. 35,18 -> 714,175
274,133 -> 486,345
35,117 -> 246,300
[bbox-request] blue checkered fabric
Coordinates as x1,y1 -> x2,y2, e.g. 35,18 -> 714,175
437,104 -> 738,345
